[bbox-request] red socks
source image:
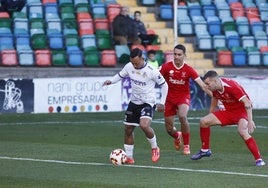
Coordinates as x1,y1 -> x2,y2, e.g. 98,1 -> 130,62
200,127 -> 262,160
172,131 -> 190,146
200,127 -> 210,150
245,137 -> 262,160
172,131 -> 180,139
182,132 -> 190,146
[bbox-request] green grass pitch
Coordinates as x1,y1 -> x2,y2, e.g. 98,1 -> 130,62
0,110 -> 267,188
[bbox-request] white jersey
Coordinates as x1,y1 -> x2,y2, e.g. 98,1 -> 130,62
118,62 -> 166,106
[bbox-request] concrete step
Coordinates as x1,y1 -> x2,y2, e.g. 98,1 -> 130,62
178,37 -> 186,43
161,43 -> 196,52
158,36 -> 177,45
129,7 -> 148,14
187,52 -> 205,59
137,13 -> 156,22
188,59 -> 214,69
153,28 -> 174,37
116,0 -> 137,6
145,21 -> 167,29
195,68 -> 225,76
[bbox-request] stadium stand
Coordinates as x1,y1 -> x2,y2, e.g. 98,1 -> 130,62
66,46 -> 83,66
213,35 -> 226,49
51,49 -> 68,66
0,49 -> 18,66
115,44 -> 130,64
216,47 -> 233,66
261,46 -> 268,66
1,0 -> 268,78
159,4 -> 173,20
236,16 -> 250,36
246,46 -> 261,66
100,49 -> 117,66
140,0 -> 156,6
84,49 -> 100,66
35,49 -> 52,66
231,46 -> 247,66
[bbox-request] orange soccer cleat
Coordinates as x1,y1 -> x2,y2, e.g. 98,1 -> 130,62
174,131 -> 182,150
151,147 -> 160,163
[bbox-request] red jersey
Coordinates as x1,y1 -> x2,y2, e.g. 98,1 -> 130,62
159,61 -> 200,101
213,78 -> 250,111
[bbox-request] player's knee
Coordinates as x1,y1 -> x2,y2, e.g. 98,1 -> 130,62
200,117 -> 209,128
238,127 -> 250,139
165,124 -> 174,134
178,116 -> 187,124
124,125 -> 133,135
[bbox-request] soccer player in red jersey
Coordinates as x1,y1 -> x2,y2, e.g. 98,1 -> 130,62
191,70 -> 265,166
159,44 -> 211,155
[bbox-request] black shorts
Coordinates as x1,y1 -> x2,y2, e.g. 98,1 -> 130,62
123,101 -> 155,126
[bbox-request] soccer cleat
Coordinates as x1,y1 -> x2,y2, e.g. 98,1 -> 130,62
151,147 -> 160,163
125,157 -> 135,164
174,131 -> 182,150
191,149 -> 212,160
183,145 -> 191,155
255,159 -> 265,166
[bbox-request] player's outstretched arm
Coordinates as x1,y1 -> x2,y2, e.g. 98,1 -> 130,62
157,82 -> 168,112
196,78 -> 212,97
102,74 -> 122,86
103,80 -> 112,86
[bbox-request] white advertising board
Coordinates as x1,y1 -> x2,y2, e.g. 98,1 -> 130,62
33,76 -> 268,113
233,76 -> 268,109
34,77 -> 121,113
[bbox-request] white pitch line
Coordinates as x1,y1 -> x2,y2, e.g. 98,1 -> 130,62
0,156 -> 267,178
0,115 -> 267,126
0,120 -> 123,126
0,120 -> 267,128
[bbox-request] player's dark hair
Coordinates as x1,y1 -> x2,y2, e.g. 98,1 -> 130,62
203,70 -> 218,80
130,48 -> 142,58
134,10 -> 141,15
174,44 -> 186,54
147,49 -> 156,55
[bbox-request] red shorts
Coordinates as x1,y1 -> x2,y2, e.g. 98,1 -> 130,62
164,94 -> 190,116
213,109 -> 248,126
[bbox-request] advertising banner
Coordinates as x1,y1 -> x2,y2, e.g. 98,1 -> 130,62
190,79 -> 210,110
1,76 -> 267,114
0,79 -> 34,113
234,76 -> 268,109
33,77 -> 121,113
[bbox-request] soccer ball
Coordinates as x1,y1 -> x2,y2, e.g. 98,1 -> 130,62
109,148 -> 127,165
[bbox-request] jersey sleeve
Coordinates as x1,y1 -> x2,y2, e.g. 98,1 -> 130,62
229,81 -> 247,101
159,61 -> 168,77
188,65 -> 200,80
153,70 -> 166,86
118,63 -> 131,78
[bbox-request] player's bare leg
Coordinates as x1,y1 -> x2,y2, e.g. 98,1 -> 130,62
178,104 -> 190,154
237,119 -> 265,166
165,116 -> 182,150
124,125 -> 135,164
140,118 -> 160,163
191,113 -> 215,160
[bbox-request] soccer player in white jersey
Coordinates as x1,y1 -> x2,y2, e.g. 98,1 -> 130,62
103,48 -> 168,164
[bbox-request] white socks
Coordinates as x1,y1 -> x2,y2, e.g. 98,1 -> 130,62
147,135 -> 158,149
124,144 -> 134,158
124,135 -> 158,159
